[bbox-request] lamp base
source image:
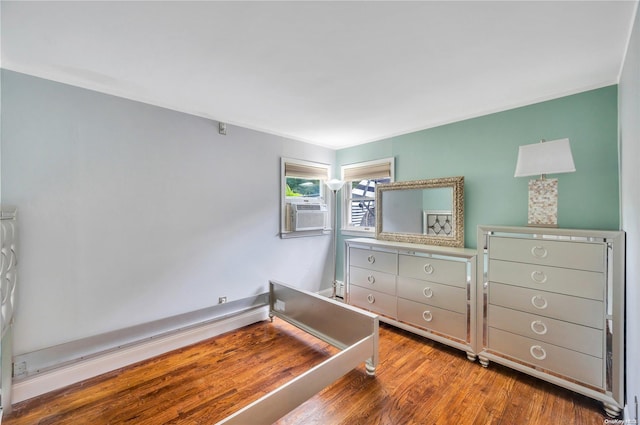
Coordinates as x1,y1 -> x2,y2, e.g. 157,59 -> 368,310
527,178 -> 558,227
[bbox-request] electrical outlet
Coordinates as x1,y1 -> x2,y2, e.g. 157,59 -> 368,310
218,297 -> 227,304
13,361 -> 27,378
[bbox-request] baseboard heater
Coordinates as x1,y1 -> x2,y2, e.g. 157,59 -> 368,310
11,282 -> 380,425
12,295 -> 270,403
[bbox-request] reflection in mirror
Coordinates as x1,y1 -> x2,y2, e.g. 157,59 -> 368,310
376,177 -> 464,247
381,188 -> 453,234
422,187 -> 453,235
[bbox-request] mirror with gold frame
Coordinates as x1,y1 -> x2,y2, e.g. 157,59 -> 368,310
375,176 -> 464,247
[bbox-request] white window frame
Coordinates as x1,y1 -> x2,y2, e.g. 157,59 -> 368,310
281,157 -> 331,238
340,158 -> 394,236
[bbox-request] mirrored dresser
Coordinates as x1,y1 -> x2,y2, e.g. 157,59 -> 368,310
345,238 -> 478,361
477,226 -> 625,417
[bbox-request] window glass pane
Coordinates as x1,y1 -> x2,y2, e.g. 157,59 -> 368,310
346,177 -> 391,228
286,177 -> 321,198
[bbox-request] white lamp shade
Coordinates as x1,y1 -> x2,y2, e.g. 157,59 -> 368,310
326,179 -> 345,191
514,138 -> 576,177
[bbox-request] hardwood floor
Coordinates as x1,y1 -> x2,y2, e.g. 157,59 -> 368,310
4,320 -> 606,424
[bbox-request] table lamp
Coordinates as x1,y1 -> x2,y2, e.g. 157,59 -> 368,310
514,138 -> 576,227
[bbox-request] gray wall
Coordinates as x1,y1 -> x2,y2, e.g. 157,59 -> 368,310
1,70 -> 335,355
619,5 -> 640,415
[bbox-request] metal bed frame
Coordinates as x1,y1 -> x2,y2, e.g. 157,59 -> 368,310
215,280 -> 379,425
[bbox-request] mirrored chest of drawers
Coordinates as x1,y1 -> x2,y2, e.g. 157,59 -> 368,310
477,226 -> 625,417
345,238 -> 477,361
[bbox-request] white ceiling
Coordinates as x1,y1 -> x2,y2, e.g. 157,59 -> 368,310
1,1 -> 637,149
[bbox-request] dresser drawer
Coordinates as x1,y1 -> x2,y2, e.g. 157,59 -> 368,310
488,327 -> 603,388
488,305 -> 603,358
397,276 -> 466,314
489,236 -> 605,272
489,259 -> 604,300
349,285 -> 397,318
397,298 -> 466,340
489,283 -> 603,329
350,247 -> 397,274
398,254 -> 467,288
350,266 -> 396,296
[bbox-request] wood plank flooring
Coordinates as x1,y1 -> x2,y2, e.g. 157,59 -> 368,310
4,320 -> 607,424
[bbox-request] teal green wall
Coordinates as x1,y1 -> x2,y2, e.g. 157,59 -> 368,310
336,86 -> 619,278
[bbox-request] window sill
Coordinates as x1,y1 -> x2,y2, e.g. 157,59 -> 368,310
280,229 -> 331,239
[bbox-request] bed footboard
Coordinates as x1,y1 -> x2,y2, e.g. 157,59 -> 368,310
215,280 -> 379,425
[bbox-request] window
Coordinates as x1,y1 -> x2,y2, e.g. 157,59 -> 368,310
341,158 -> 394,234
283,161 -> 326,199
281,158 -> 330,237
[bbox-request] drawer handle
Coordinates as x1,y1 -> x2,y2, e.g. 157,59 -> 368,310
422,311 -> 433,322
531,295 -> 548,310
531,245 -> 548,259
423,264 -> 434,274
530,345 -> 547,360
531,320 -> 548,335
367,255 -> 376,264
366,294 -> 375,304
530,270 -> 547,284
367,275 -> 375,284
423,287 -> 433,298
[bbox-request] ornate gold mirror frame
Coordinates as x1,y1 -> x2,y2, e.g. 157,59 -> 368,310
376,176 -> 464,247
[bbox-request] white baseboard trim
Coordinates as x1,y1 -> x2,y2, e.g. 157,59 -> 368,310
317,288 -> 333,298
317,285 -> 345,300
624,402 -> 638,423
12,307 -> 269,404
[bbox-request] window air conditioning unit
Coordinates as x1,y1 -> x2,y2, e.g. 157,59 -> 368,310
288,203 -> 328,231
